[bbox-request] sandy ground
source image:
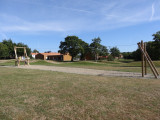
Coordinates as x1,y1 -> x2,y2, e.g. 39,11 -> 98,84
2,65 -> 159,79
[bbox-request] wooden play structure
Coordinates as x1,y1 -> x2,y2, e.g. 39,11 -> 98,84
138,40 -> 159,78
14,46 -> 30,66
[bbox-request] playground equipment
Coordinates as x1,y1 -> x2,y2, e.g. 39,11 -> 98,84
138,40 -> 159,79
14,46 -> 30,66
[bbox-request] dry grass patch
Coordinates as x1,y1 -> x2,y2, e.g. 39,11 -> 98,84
0,67 -> 160,119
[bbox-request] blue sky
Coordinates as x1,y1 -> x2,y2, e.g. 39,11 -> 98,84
0,0 -> 160,52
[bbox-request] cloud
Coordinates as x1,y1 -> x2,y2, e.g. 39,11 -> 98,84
0,14 -> 69,32
150,3 -> 155,21
1,22 -> 67,32
149,0 -> 160,21
0,0 -> 160,33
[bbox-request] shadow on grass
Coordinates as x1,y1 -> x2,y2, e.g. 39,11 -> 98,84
119,66 -> 141,67
0,65 -> 6,66
119,61 -> 134,63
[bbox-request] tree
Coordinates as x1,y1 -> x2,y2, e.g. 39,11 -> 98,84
122,52 -> 133,59
59,36 -> 83,61
146,41 -> 160,60
2,39 -> 31,58
0,43 -> 9,59
45,51 -> 51,53
107,55 -> 114,61
152,31 -> 160,42
2,39 -> 15,58
90,37 -> 102,61
132,49 -> 141,61
16,42 -> 31,57
79,41 -> 90,60
32,49 -> 39,53
1,39 -> 32,59
152,31 -> 160,60
99,45 -> 109,56
110,47 -> 120,57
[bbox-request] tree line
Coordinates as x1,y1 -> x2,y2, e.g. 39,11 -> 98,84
0,39 -> 31,59
59,36 -> 120,61
1,30 -> 159,61
122,31 -> 160,61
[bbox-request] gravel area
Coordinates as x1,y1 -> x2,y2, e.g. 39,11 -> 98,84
2,65 -> 159,79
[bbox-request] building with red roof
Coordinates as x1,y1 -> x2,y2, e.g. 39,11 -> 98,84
35,52 -> 72,61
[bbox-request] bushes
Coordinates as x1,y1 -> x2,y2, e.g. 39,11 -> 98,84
0,43 -> 9,59
107,55 -> 114,61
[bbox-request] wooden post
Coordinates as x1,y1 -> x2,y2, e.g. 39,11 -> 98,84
18,59 -> 20,66
15,60 -> 17,66
144,42 -> 147,75
145,52 -> 159,76
141,40 -> 144,77
24,48 -> 25,58
138,43 -> 158,78
14,47 -> 17,59
24,47 -> 27,58
27,58 -> 30,65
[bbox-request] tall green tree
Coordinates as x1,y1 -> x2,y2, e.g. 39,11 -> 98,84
2,39 -> 31,59
122,52 -> 133,59
110,47 -> 120,57
132,49 -> 141,61
2,39 -> 15,58
16,42 -> 31,57
0,43 -> 9,59
152,31 -> 160,42
79,41 -> 90,60
32,49 -> 39,53
99,45 -> 109,56
59,36 -> 83,61
90,37 -> 102,61
152,31 -> 160,60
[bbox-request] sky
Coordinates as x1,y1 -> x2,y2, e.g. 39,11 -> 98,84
0,0 -> 160,52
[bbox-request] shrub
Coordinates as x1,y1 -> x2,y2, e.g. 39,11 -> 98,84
107,55 -> 114,61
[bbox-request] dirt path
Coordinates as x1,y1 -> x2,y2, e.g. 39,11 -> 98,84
3,65 -> 159,79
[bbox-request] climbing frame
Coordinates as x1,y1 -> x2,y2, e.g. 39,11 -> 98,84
138,40 -> 159,79
14,46 -> 30,66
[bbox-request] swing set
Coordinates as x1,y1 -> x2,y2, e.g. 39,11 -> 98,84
14,46 -> 30,66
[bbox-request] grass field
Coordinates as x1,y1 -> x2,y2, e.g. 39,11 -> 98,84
1,59 -> 160,73
0,67 -> 160,119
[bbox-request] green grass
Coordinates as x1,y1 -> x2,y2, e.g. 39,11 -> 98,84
31,59 -> 160,73
0,60 -> 15,66
0,67 -> 160,119
1,59 -> 160,73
